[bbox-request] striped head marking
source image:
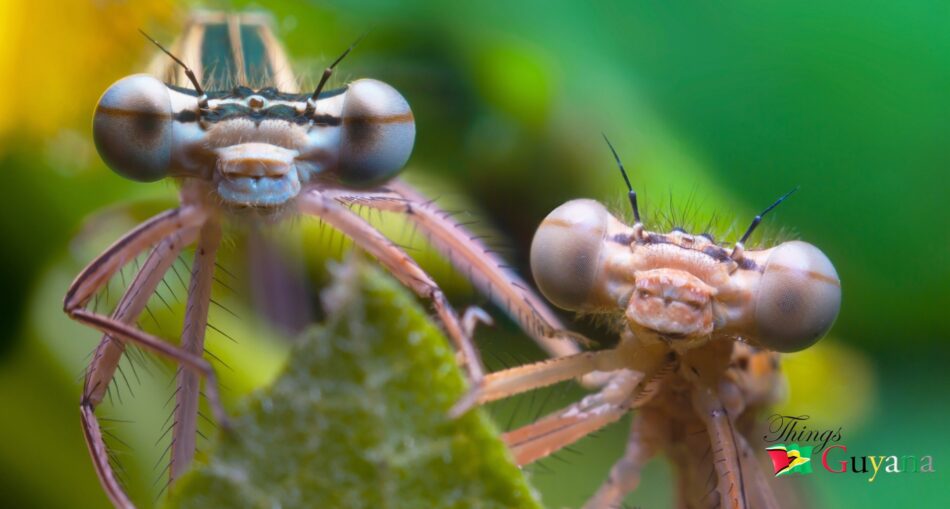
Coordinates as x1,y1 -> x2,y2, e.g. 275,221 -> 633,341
92,75 -> 415,207
530,199 -> 841,352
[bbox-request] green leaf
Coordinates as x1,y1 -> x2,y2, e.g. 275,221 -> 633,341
165,260 -> 542,509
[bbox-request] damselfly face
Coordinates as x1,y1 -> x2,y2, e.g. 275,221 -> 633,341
70,12 -> 587,509
93,73 -> 414,207
454,139 -> 843,508
530,198 -> 841,353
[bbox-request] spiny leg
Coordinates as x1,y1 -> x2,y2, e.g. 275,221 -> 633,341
81,404 -> 134,509
170,219 -> 222,482
673,420 -> 770,509
72,312 -> 228,436
582,409 -> 665,509
734,433 -> 781,509
501,370 -> 644,465
65,207 -> 213,508
450,349 -> 628,417
504,394 -> 630,466
75,317 -> 228,509
299,189 -> 484,380
453,340 -> 670,416
325,183 -> 589,356
719,350 -> 786,508
668,422 -> 723,509
83,227 -> 198,408
81,234 -> 193,509
691,385 -> 748,509
65,207 -> 207,313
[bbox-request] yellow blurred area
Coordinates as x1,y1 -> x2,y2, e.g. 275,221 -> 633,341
0,0 -> 175,141
777,339 -> 876,431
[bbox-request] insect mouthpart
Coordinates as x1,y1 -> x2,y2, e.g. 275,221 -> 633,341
625,269 -> 716,342
214,143 -> 303,207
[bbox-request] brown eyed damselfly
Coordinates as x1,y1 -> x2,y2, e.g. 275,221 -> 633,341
452,137 -> 841,508
66,11 -> 586,508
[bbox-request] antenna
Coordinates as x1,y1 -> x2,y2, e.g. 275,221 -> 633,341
602,134 -> 641,223
737,187 -> 799,245
305,34 -> 366,115
139,30 -> 209,111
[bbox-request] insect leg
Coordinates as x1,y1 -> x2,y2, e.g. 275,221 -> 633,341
691,385 -> 748,509
718,374 -> 782,509
503,391 -> 634,465
80,405 -> 134,509
500,370 -> 643,465
74,315 -> 227,509
70,207 -> 205,409
81,226 -> 199,409
65,207 -> 207,313
582,409 -> 665,509
74,308 -> 230,506
72,311 -> 228,431
734,433 -> 781,509
170,219 -> 222,482
326,182 -> 589,356
299,189 -> 484,380
64,206 -> 212,509
450,349 -> 629,417
70,309 -> 228,508
80,233 -> 195,509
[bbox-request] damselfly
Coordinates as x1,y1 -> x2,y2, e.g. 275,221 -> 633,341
66,11 -> 584,508
453,138 -> 841,508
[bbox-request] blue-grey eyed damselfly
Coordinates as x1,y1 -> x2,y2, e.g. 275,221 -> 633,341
65,11 -> 586,508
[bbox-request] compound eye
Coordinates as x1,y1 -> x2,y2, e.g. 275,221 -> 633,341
92,74 -> 173,182
530,199 -> 609,311
337,79 -> 415,187
754,240 -> 841,352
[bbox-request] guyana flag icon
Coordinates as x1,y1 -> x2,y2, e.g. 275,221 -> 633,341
766,444 -> 813,477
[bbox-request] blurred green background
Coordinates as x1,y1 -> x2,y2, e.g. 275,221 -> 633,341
0,0 -> 946,507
